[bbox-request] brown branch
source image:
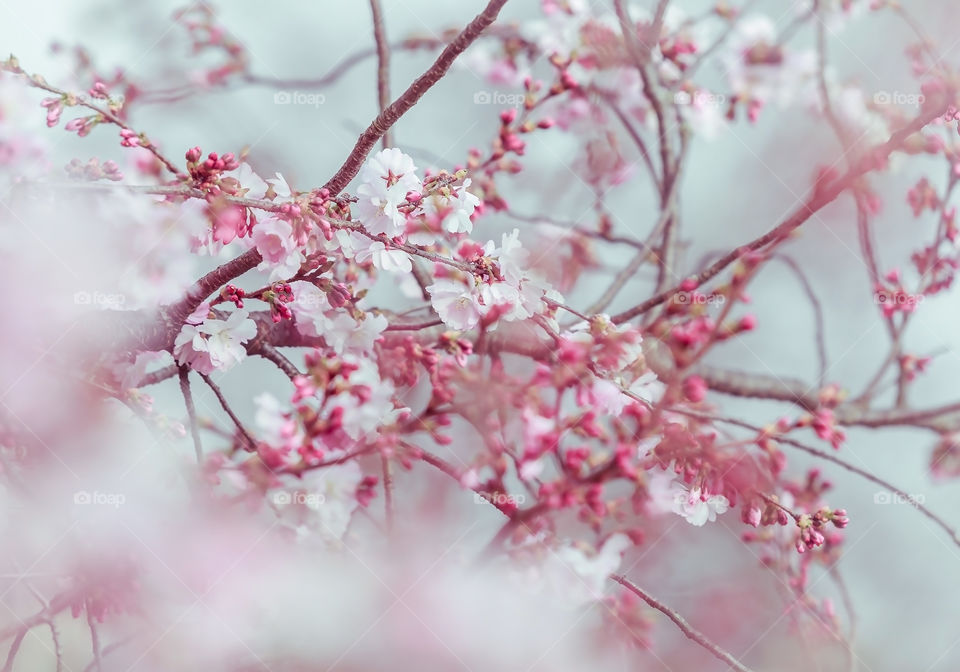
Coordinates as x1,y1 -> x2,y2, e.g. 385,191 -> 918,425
80,637 -> 135,672
322,0 -> 511,195
384,318 -> 444,331
369,0 -> 393,150
1,629 -> 27,672
164,248 -> 263,330
686,410 -> 960,549
244,48 -> 378,89
613,0 -> 674,184
11,63 -> 183,178
611,575 -> 757,672
381,452 -> 394,535
773,255 -> 829,385
0,592 -> 73,644
198,372 -> 258,450
598,93 -> 660,189
178,366 -> 203,461
86,606 -> 102,672
255,343 -> 302,380
695,364 -> 820,411
136,365 -> 179,388
610,100 -> 951,324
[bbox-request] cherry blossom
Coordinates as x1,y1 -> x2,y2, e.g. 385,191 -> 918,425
427,279 -> 484,330
2,1 -> 958,668
253,216 -> 305,280
423,178 -> 481,234
174,307 -> 257,374
355,147 -> 421,237
671,485 -> 731,527
255,393 -> 303,466
338,230 -> 412,273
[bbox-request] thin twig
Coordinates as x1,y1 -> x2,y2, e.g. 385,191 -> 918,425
178,366 -> 203,462
256,344 -> 302,379
369,0 -> 393,150
322,0 -> 512,195
381,452 -> 394,536
86,604 -> 102,672
198,372 -> 258,450
610,101 -> 951,324
773,255 -> 829,385
681,410 -> 960,549
611,575 -> 757,672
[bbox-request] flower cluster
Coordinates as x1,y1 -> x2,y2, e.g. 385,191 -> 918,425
173,303 -> 257,374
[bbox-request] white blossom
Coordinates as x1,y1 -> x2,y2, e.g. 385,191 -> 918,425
174,309 -> 257,374
671,486 -> 730,526
254,216 -> 304,280
427,279 -> 484,331
355,148 -> 421,237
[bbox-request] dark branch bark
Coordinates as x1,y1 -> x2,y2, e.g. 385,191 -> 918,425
322,0 -> 512,195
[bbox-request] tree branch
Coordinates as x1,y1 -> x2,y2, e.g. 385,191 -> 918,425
610,101 -> 951,324
178,366 -> 203,461
611,575 -> 757,672
322,0 -> 512,195
369,0 -> 393,150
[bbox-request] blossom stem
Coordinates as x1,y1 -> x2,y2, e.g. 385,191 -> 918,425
198,373 -> 258,451
16,68 -> 183,178
681,409 -> 960,549
322,0 -> 512,196
178,366 -> 203,462
611,575 -> 757,672
610,101 -> 953,324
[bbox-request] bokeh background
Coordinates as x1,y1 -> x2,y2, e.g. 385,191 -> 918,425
1,0 -> 959,670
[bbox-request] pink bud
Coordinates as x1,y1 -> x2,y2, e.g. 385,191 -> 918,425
742,505 -> 762,528
682,375 -> 707,403
326,283 -> 351,308
560,71 -> 578,90
89,82 -> 109,99
405,190 -> 422,204
46,105 -> 62,128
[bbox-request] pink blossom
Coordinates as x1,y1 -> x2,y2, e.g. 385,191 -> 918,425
427,280 -> 484,331
174,309 -> 257,374
671,486 -> 730,526
355,148 -> 421,237
254,216 -> 304,280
